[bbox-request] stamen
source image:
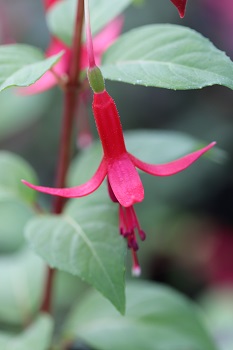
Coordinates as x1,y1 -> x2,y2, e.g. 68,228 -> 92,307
127,232 -> 139,251
128,206 -> 146,242
117,202 -> 146,249
131,250 -> 141,277
139,229 -> 146,241
106,181 -> 144,276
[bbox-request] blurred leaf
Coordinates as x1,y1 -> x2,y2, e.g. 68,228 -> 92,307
0,250 -> 45,325
54,270 -> 88,309
200,288 -> 233,350
68,142 -> 102,185
0,191 -> 35,252
25,188 -> 126,314
0,151 -> 38,203
0,89 -> 54,140
125,130 -> 220,163
47,0 -> 133,46
0,44 -> 62,92
68,130 -> 220,185
132,0 -> 145,5
0,314 -> 53,350
63,281 -> 217,350
102,24 -> 233,90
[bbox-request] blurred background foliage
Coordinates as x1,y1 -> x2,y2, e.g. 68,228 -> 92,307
0,0 -> 233,349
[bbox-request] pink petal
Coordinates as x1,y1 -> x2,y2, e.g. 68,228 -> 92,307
20,38 -> 70,95
129,142 -> 216,176
108,154 -> 144,207
93,16 -> 124,57
170,0 -> 187,18
22,158 -> 107,198
44,0 -> 60,11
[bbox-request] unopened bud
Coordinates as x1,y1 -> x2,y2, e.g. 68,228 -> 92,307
87,66 -> 105,93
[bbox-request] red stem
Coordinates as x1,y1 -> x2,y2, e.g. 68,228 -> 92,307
40,0 -> 85,314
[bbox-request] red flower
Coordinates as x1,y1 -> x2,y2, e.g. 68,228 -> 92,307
22,0 -> 214,275
170,0 -> 187,17
22,85 -> 215,274
22,88 -> 214,207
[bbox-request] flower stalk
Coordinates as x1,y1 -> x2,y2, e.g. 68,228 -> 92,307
40,0 -> 85,314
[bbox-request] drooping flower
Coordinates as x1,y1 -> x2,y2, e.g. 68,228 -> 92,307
170,0 -> 187,17
22,0 -> 215,274
21,0 -> 123,95
22,83 -> 215,274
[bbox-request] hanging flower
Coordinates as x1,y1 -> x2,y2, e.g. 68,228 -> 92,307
22,0 -> 215,274
170,0 -> 187,17
22,82 -> 215,274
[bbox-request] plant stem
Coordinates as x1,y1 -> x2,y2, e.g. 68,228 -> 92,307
40,0 -> 85,314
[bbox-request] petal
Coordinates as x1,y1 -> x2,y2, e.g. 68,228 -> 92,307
44,0 -> 60,10
22,158 -> 107,198
19,70 -> 60,95
93,16 -> 124,56
130,142 -> 216,176
170,0 -> 187,18
108,154 -> 144,207
19,38 -> 70,95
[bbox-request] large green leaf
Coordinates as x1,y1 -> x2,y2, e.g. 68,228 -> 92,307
54,270 -> 88,309
68,130 -> 221,185
101,24 -> 233,90
200,288 -> 233,350
0,44 -> 62,92
0,151 -> 38,203
0,314 -> 53,350
0,191 -> 35,252
47,0 -> 132,46
0,250 -> 45,325
0,89 -> 54,140
63,282 -> 217,350
25,187 -> 126,314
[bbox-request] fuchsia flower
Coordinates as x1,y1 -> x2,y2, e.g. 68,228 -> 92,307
170,0 -> 187,18
23,84 -> 215,274
23,0 -> 215,275
22,0 -> 123,95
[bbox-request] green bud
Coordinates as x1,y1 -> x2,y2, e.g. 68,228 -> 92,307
87,66 -> 105,93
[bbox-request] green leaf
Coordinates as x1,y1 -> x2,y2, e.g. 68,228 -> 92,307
25,187 -> 126,314
47,0 -> 132,46
0,250 -> 45,325
0,89 -> 54,140
0,44 -> 62,92
68,142 -> 102,185
68,130 -> 221,184
200,288 -> 233,350
0,151 -> 38,203
0,192 -> 35,252
63,281 -> 217,350
101,24 -> 233,90
0,314 -> 53,350
54,270 -> 88,309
